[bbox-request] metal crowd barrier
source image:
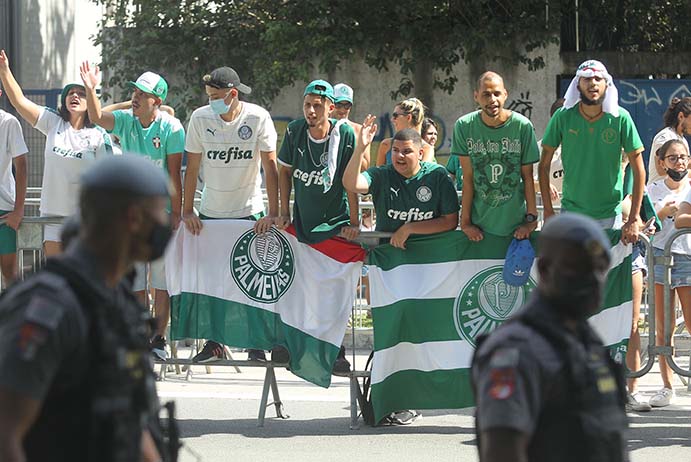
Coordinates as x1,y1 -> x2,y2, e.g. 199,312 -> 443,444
658,228 -> 691,384
3,203 -> 690,427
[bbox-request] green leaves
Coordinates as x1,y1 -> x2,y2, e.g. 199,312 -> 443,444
91,0 -> 562,117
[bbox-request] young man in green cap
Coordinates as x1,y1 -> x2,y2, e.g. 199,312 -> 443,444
332,83 -> 370,169
276,79 -> 360,372
276,79 -> 359,243
80,62 -> 185,360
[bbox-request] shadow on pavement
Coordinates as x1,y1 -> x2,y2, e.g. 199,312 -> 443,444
178,412 -> 477,439
627,409 -> 691,450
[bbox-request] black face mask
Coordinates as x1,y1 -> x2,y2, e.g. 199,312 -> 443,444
544,272 -> 606,321
667,168 -> 689,182
147,221 -> 172,261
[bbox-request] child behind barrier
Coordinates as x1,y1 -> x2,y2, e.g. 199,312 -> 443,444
648,139 -> 691,407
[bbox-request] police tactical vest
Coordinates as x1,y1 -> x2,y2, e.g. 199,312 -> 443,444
24,258 -> 154,462
519,308 -> 628,462
473,303 -> 628,462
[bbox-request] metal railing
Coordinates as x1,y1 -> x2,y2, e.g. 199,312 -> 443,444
4,193 -> 690,426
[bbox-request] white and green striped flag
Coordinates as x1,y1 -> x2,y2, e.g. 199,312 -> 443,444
166,220 -> 365,387
367,230 -> 631,423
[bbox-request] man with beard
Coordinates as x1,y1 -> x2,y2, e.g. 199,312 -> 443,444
471,212 -> 629,462
540,60 -> 645,245
451,71 -> 539,242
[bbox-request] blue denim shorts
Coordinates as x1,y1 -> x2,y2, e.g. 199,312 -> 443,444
653,247 -> 691,289
632,241 -> 647,276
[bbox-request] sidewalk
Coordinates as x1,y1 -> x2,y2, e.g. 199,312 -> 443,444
156,348 -> 691,462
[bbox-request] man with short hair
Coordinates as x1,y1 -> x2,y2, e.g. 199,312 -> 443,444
182,66 -> 279,362
452,71 -> 539,242
0,88 -> 28,285
344,119 -> 458,423
276,80 -> 359,243
80,63 -> 185,360
332,83 -> 370,169
540,60 -> 645,245
344,119 -> 458,246
277,79 -> 359,371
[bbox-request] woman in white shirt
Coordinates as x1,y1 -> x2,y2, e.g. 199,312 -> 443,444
0,50 -> 112,256
647,139 -> 691,407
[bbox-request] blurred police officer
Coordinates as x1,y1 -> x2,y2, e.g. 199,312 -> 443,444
472,212 -> 628,462
0,155 -> 173,462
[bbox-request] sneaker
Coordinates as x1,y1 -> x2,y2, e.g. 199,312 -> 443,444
649,388 -> 674,407
271,346 -> 290,364
150,335 -> 168,361
332,345 -> 351,374
248,349 -> 266,362
192,341 -> 226,363
387,410 -> 421,425
626,392 -> 652,412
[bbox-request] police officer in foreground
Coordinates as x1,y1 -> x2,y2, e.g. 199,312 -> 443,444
471,212 -> 629,462
0,155 -> 173,462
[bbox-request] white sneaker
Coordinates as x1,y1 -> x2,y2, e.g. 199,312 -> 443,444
649,388 -> 674,407
626,392 -> 652,412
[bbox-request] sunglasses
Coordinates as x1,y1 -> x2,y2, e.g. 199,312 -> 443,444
335,102 -> 352,110
392,112 -> 408,119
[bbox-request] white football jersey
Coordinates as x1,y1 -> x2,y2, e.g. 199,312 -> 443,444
185,103 -> 277,218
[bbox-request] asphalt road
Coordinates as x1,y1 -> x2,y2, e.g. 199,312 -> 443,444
156,350 -> 691,462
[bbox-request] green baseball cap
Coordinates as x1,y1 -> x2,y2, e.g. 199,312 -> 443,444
127,71 -> 168,102
60,83 -> 86,109
333,83 -> 353,104
303,79 -> 334,101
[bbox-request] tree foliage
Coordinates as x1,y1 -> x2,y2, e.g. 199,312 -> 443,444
92,0 -> 562,119
560,0 -> 691,52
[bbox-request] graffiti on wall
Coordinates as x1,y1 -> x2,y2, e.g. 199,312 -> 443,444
506,91 -> 534,119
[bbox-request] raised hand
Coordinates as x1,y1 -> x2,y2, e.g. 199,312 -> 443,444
0,50 -> 10,73
79,61 -> 100,90
358,114 -> 378,149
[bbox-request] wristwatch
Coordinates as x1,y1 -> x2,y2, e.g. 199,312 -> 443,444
525,213 -> 538,223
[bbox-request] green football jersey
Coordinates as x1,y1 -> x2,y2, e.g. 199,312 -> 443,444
542,105 -> 643,219
278,118 -> 355,244
362,162 -> 459,233
451,111 -> 539,237
445,155 -> 463,190
110,109 -> 185,171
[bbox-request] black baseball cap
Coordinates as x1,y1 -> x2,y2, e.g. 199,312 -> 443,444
202,67 -> 252,94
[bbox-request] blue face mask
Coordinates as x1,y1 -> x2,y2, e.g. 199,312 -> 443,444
209,92 -> 231,115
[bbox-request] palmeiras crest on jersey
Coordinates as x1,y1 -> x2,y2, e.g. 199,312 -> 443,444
238,124 -> 253,140
416,185 -> 432,202
453,266 -> 536,347
231,228 -> 295,303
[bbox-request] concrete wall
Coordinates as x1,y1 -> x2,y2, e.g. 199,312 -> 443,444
268,43 -> 564,156
17,0 -> 102,88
